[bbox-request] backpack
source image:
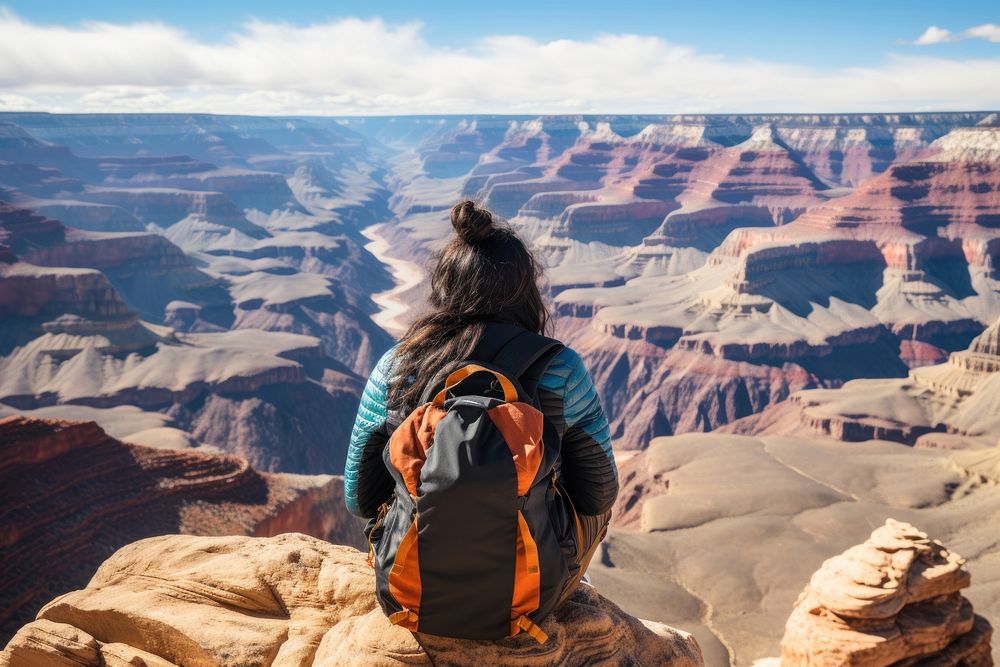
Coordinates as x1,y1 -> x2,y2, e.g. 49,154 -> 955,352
366,322 -> 577,643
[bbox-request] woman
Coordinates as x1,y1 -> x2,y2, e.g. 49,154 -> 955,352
344,199 -> 617,633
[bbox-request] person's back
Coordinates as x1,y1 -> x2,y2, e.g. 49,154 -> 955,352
344,200 -> 618,641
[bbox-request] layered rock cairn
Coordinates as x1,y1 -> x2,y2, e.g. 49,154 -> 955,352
778,519 -> 993,666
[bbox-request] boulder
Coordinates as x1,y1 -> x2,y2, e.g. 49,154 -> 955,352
0,533 -> 704,667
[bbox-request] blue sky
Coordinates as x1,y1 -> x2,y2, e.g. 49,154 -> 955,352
5,0 -> 998,66
0,1 -> 997,114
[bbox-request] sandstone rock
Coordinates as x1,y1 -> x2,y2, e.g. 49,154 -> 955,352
29,200 -> 147,232
778,519 -> 993,666
553,199 -> 679,246
135,168 -> 306,214
24,230 -> 231,326
0,161 -> 83,198
485,178 -> 600,218
671,124 -> 827,215
549,327 -> 820,450
0,260 -> 141,330
0,201 -> 65,250
0,619 -> 100,667
0,533 -> 704,667
520,191 -> 598,219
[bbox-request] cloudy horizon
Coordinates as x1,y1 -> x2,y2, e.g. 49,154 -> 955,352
1,7 -> 998,116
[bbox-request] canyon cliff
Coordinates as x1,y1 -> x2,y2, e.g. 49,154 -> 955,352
732,315 -> 1000,448
0,416 -> 363,644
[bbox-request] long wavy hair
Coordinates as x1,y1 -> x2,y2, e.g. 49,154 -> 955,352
387,199 -> 549,411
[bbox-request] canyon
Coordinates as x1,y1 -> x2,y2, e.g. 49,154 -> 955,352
1,111 -> 999,665
347,112 -> 1000,450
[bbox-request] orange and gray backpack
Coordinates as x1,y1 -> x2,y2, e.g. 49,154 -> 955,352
366,322 -> 580,643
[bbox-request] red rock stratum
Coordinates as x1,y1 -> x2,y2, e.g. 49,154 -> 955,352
0,416 -> 361,643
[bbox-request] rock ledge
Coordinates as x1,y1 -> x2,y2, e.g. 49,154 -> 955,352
1,533 -> 703,666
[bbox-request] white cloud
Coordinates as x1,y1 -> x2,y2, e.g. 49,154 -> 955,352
965,23 -> 1000,43
914,26 -> 954,45
0,10 -> 997,114
911,22 -> 1000,45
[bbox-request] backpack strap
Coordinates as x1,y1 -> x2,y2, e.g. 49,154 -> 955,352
415,322 -> 563,407
468,322 -> 525,362
476,322 -> 564,401
516,342 -> 563,401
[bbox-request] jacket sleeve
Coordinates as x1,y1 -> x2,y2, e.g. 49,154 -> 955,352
344,346 -> 397,518
538,346 -> 618,516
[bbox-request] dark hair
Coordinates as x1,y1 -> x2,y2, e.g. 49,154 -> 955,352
387,199 -> 549,411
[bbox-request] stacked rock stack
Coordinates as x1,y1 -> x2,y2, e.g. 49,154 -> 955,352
778,519 -> 993,666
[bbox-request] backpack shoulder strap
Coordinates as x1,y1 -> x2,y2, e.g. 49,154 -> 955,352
477,322 -> 564,400
468,322 -> 526,362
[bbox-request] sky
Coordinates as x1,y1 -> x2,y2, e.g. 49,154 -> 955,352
0,1 -> 997,115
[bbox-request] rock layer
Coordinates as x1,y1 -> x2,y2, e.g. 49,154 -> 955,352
748,316 -> 1000,446
0,200 -> 231,325
0,533 -> 704,667
550,125 -> 1000,447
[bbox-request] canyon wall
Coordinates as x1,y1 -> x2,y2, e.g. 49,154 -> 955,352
0,416 -> 363,643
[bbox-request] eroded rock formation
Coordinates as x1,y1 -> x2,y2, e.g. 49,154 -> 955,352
0,533 -> 704,667
0,200 -> 231,325
0,216 -> 364,472
549,124 -> 1000,447
777,519 -> 993,666
743,316 -> 1000,447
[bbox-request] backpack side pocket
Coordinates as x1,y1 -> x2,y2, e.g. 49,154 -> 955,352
365,500 -> 390,568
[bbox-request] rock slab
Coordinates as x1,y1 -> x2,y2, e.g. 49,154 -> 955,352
0,533 -> 704,667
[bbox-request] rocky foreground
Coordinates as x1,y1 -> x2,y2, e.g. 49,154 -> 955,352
0,416 -> 362,643
2,515 -> 991,667
0,533 -> 704,667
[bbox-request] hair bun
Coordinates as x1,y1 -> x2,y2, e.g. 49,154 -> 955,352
450,199 -> 494,244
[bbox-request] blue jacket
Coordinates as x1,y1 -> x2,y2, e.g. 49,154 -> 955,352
344,343 -> 617,518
